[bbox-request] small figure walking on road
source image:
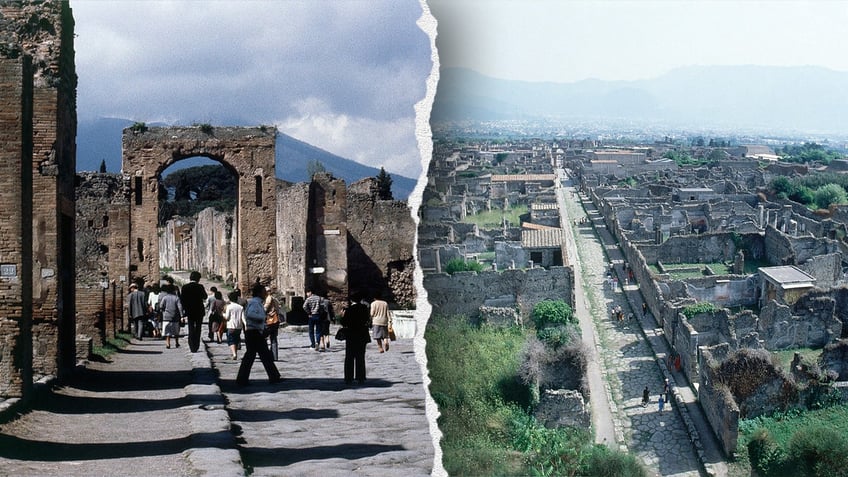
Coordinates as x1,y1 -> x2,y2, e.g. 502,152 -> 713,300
642,301 -> 647,317
663,378 -> 671,403
642,386 -> 649,407
658,394 -> 665,412
236,284 -> 281,386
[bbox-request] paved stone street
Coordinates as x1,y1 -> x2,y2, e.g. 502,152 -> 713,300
559,172 -> 708,477
0,318 -> 433,476
208,324 -> 434,477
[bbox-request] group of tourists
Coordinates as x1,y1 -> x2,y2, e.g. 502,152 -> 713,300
127,272 -> 397,387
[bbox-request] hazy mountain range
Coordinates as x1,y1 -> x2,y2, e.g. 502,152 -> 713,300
432,66 -> 848,135
76,118 -> 417,199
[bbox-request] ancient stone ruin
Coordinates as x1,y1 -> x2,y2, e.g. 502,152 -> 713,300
1,1 -> 417,403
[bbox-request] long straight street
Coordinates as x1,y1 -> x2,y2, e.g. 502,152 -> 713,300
556,169 -> 707,477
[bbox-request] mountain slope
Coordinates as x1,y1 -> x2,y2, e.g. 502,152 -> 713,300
433,66 -> 848,134
76,118 -> 416,199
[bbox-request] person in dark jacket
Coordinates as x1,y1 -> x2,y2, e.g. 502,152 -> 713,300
340,291 -> 371,385
180,271 -> 207,352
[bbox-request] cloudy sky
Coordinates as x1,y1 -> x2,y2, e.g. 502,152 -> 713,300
430,0 -> 848,83
71,0 -> 433,177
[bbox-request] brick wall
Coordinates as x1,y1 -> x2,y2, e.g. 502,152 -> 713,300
0,54 -> 34,397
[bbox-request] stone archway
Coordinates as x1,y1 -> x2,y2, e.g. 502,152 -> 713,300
123,126 -> 277,292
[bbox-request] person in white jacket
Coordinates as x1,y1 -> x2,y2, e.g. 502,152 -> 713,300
224,291 -> 246,360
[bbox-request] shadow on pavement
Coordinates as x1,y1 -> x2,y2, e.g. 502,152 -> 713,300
230,408 -> 340,422
221,377 -> 394,393
241,443 -> 406,468
30,393 -> 190,414
69,369 -> 193,393
0,431 -> 232,461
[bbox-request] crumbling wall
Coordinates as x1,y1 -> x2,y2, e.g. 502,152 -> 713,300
346,177 -> 416,307
75,172 -> 130,350
276,181 -> 309,300
820,340 -> 848,380
758,295 -> 841,350
698,348 -> 740,456
424,266 -> 574,319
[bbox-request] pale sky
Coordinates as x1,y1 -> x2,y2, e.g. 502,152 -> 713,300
71,0 -> 432,177
430,0 -> 848,83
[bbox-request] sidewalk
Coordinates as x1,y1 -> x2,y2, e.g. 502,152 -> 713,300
0,336 -> 241,476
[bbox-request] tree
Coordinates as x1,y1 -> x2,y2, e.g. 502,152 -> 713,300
307,160 -> 326,178
376,167 -> 393,200
813,183 -> 847,209
99,159 -> 107,173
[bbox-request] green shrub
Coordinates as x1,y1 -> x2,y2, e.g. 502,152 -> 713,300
748,428 -> 788,476
786,426 -> 848,477
581,444 -> 649,477
536,326 -> 577,349
444,258 -> 484,274
531,300 -> 574,328
681,302 -> 719,319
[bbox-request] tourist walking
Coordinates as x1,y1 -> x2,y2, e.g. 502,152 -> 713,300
127,283 -> 147,340
341,291 -> 371,385
211,290 -> 226,344
304,289 -> 323,350
204,286 -> 220,342
320,297 -> 334,350
236,284 -> 281,385
663,378 -> 671,403
658,394 -> 665,412
225,291 -> 245,360
147,283 -> 161,338
642,386 -> 649,407
264,286 -> 283,360
180,271 -> 207,353
158,283 -> 184,349
370,292 -> 392,353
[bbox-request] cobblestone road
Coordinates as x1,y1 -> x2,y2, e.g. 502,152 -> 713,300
208,324 -> 434,477
559,173 -> 705,477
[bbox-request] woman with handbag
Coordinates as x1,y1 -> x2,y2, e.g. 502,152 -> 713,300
340,291 -> 370,385
264,286 -> 283,361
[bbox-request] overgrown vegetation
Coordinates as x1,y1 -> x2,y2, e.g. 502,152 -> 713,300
777,142 -> 844,165
531,300 -> 578,349
770,174 -> 848,210
663,150 -> 706,167
681,302 -> 720,319
427,314 -> 645,476
735,404 -> 848,477
444,258 -> 484,274
92,332 -> 131,359
464,204 -> 528,230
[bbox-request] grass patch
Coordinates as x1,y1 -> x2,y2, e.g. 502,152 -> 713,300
731,403 -> 848,477
464,204 -> 528,230
426,315 -> 646,476
92,332 -> 132,359
771,347 -> 822,371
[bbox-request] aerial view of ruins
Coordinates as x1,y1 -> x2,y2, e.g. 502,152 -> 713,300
421,2 -> 848,476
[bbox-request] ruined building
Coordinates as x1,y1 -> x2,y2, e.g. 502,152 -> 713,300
0,1 -> 77,399
1,1 -> 416,401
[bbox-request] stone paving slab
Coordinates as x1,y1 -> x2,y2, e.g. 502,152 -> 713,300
208,324 -> 434,477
